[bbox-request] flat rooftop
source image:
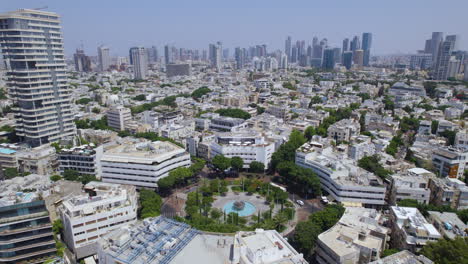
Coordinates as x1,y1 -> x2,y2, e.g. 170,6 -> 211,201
101,141 -> 186,164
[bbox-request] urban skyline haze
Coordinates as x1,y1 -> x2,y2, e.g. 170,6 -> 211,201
2,0 -> 468,57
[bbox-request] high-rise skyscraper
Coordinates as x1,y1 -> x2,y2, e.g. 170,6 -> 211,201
342,38 -> 349,52
362,33 -> 372,66
343,51 -> 353,70
74,49 -> 92,72
0,9 -> 75,146
424,39 -> 432,54
164,45 -> 174,65
129,47 -> 148,80
280,52 -> 288,69
235,47 -> 245,69
147,46 -> 158,64
322,48 -> 336,70
97,45 -> 110,72
433,36 -> 455,80
353,50 -> 364,67
209,42 -> 222,71
285,36 -> 292,59
464,62 -> 468,81
431,32 -> 444,60
350,36 -> 360,51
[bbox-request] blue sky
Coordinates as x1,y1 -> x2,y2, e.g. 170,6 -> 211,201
2,0 -> 467,57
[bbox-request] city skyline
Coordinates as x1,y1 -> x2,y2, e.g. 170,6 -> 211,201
2,0 -> 468,56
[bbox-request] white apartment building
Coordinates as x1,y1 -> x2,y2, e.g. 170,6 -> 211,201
232,229 -> 308,264
327,118 -> 361,142
0,9 -> 76,147
316,207 -> 389,264
432,147 -> 467,178
210,131 -> 275,169
100,141 -> 191,188
389,168 -> 433,205
348,135 -> 375,160
455,130 -> 468,149
296,142 -> 386,207
389,206 -> 441,252
60,182 -> 138,259
107,106 -> 132,131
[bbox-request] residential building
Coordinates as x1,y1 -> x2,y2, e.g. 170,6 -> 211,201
348,135 -> 375,160
431,147 -> 467,178
166,63 -> 191,78
107,106 -> 132,131
343,51 -> 353,70
410,53 -> 433,70
209,42 -> 222,71
389,206 -> 441,252
58,144 -> 103,178
327,119 -> 360,142
209,116 -> 248,132
433,37 -> 454,80
98,45 -> 111,72
100,140 -> 191,189
353,49 -> 364,67
210,131 -> 275,169
428,177 -> 468,210
388,82 -> 426,97
296,142 -> 386,207
0,175 -> 56,264
362,32 -> 372,66
265,106 -> 290,120
232,229 -> 308,264
0,9 -> 76,146
16,144 -> 58,175
427,211 -> 467,239
60,182 -> 137,259
129,47 -> 148,80
455,131 -> 468,149
316,207 -> 389,264
0,147 -> 18,170
389,168 -> 433,205
369,250 -> 433,264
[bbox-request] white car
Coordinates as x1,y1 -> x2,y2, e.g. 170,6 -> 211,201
321,196 -> 329,204
296,200 -> 304,206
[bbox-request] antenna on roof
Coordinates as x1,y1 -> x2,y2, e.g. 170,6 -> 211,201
33,6 -> 48,11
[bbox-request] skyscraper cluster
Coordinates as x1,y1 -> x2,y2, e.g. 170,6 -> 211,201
422,32 -> 464,80
284,33 -> 372,70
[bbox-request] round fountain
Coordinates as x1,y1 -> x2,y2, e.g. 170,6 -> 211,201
223,200 -> 256,217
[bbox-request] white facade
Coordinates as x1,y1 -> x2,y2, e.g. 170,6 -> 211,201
390,168 -> 433,205
316,208 -> 389,264
0,9 -> 76,147
130,46 -> 148,80
432,147 -> 467,178
328,119 -> 361,142
210,131 -> 275,169
60,182 -> 138,259
107,106 -> 132,131
390,206 -> 441,252
98,45 -> 111,72
296,142 -> 386,206
232,229 -> 307,264
100,141 -> 191,188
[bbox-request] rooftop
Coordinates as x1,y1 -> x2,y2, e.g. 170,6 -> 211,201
101,141 -> 187,164
369,250 -> 433,264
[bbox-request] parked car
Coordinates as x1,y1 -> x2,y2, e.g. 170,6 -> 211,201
296,200 -> 304,206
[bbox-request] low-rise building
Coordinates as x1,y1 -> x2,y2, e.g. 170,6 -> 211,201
210,131 -> 275,169
209,116 -> 248,131
265,105 -> 290,120
58,144 -> 103,178
348,135 -> 375,160
428,177 -> 468,210
0,146 -> 18,170
388,82 -> 426,97
327,118 -> 360,142
432,147 -> 467,178
389,206 -> 441,252
389,168 -> 433,205
100,140 -> 191,189
296,142 -> 386,207
60,182 -> 137,259
16,144 -> 58,175
427,211 -> 467,239
369,250 -> 433,264
316,207 -> 389,264
107,106 -> 132,131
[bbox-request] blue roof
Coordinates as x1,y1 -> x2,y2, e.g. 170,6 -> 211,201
0,148 -> 16,154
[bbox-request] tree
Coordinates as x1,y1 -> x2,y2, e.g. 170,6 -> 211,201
212,155 -> 231,171
231,156 -> 244,172
420,237 -> 468,264
91,107 -> 100,114
76,97 -> 92,105
431,120 -> 439,134
132,94 -> 146,101
215,108 -> 251,120
357,155 -> 392,180
52,219 -> 63,235
381,249 -> 399,258
50,175 -> 62,182
439,130 -> 456,146
249,161 -> 265,173
457,209 -> 468,223
63,170 -> 80,181
191,87 -> 212,100
139,189 -> 162,219
4,168 -> 18,179
304,126 -> 316,141
293,221 -> 321,256
309,96 -> 322,107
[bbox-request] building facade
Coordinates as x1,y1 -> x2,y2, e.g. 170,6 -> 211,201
107,106 -> 131,131
0,9 -> 76,146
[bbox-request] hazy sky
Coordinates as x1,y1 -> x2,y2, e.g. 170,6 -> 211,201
2,0 -> 468,57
